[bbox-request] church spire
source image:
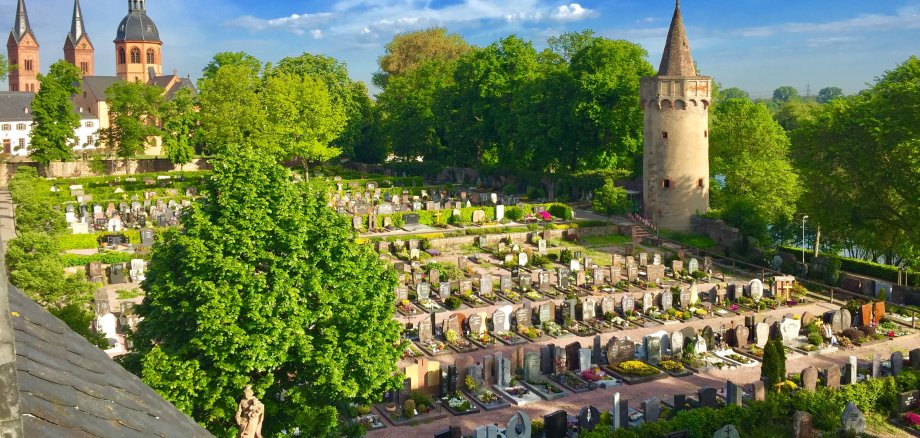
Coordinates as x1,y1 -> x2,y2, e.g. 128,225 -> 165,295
69,0 -> 87,43
11,0 -> 32,43
657,0 -> 697,76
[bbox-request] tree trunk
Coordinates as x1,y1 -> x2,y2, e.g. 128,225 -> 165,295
813,226 -> 821,258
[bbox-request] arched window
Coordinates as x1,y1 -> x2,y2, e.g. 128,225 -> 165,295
24,59 -> 33,71
146,49 -> 155,64
118,48 -> 126,64
130,48 -> 141,64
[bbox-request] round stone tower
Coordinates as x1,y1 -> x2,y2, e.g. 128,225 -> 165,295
641,0 -> 711,231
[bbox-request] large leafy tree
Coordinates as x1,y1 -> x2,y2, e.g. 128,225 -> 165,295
792,56 -> 920,269
200,51 -> 263,84
160,87 -> 197,167
710,98 -> 802,239
816,86 -> 844,103
126,144 -> 401,436
374,27 -> 470,88
772,85 -> 799,102
29,61 -> 82,166
99,81 -> 163,162
262,71 -> 345,174
196,62 -> 265,155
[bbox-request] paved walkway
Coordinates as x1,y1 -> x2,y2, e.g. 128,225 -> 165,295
0,191 -> 15,246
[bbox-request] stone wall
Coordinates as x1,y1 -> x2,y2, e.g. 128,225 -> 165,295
0,158 -> 211,184
427,225 -> 627,252
690,216 -> 743,250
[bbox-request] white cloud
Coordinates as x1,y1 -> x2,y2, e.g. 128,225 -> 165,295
311,29 -> 324,39
736,7 -> 920,38
225,12 -> 334,34
552,3 -> 597,22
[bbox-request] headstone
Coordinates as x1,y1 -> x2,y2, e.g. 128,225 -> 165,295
846,356 -> 857,385
647,264 -> 665,283
801,367 -> 818,392
544,411 -> 567,438
726,381 -> 743,406
645,336 -> 661,365
793,411 -> 815,438
687,258 -> 699,274
621,295 -> 635,313
825,366 -> 841,389
579,348 -> 592,372
538,239 -> 547,255
582,299 -> 596,321
779,318 -> 802,344
872,354 -> 881,378
672,260 -> 684,274
891,351 -> 904,376
524,352 -> 540,381
626,264 -> 639,282
653,253 -> 662,266
755,323 -> 769,348
506,411 -> 531,438
540,346 -> 552,375
909,349 -> 920,371
419,319 -> 434,344
660,292 -> 673,311
801,312 -> 815,327
643,398 -> 660,423
698,387 -> 717,408
417,283 -> 431,301
611,393 -> 622,430
713,425 -> 740,438
734,326 -> 749,348
639,253 -> 648,267
468,313 -> 485,335
601,297 -> 615,317
752,380 -> 765,401
493,309 -> 510,332
538,303 -> 552,324
749,279 -> 764,301
642,293 -> 654,313
861,303 -> 873,327
578,406 -> 601,432
565,342 -> 581,372
670,331 -> 684,355
679,289 -> 692,309
840,402 -> 866,435
516,308 -> 532,328
841,309 -> 852,330
898,390 -> 920,413
439,283 -> 451,301
593,335 -> 603,364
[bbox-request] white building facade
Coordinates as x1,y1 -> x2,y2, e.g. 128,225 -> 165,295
0,92 -> 99,157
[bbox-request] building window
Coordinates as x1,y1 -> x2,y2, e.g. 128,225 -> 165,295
119,48 -> 126,64
24,59 -> 33,71
698,178 -> 705,188
1,124 -> 10,131
18,138 -> 25,150
2,139 -> 10,154
131,48 -> 141,64
662,131 -> 668,139
80,62 -> 89,74
704,130 -> 708,138
662,179 -> 671,189
146,49 -> 156,64
85,121 -> 95,128
16,123 -> 26,131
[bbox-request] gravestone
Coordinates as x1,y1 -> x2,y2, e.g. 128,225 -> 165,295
752,380 -> 765,401
671,394 -> 686,419
679,289 -> 692,309
898,390 -> 920,413
565,342 -> 582,372
576,270 -> 586,287
578,406 -> 601,432
395,286 -> 409,302
419,319 -> 433,344
430,269 -> 440,285
610,266 -> 622,283
579,348 -> 592,372
618,398 -> 630,431
749,279 -> 764,301
538,239 -> 547,255
417,283 -> 431,301
439,283 -> 451,301
660,292 -> 673,311
825,366 -> 841,389
539,303 -> 552,324
460,280 -> 473,295
841,402 -> 866,435
524,352 -> 541,381
670,331 -> 684,355
493,309 -> 510,332
606,338 -> 636,364
873,302 -> 886,325
593,268 -> 605,286
846,356 -> 857,385
793,411 -> 815,438
520,275 -> 532,291
562,299 -> 577,322
872,353 -> 881,378
500,276 -> 512,294
891,351 -> 904,376
698,387 -> 717,408
647,265 -> 665,283
642,293 -> 654,313
593,335 -> 603,365
626,264 -> 639,282
910,349 -> 920,370
779,318 -> 802,344
713,425 -> 740,438
480,274 -> 493,295
506,411 -> 531,438
554,345 -> 567,374
544,411 -> 567,438
516,308 -> 533,328
621,295 -> 635,313
672,260 -> 684,275
468,313 -> 485,335
540,346 -> 553,375
861,303 -> 873,327
557,268 -> 569,288
801,367 -> 818,392
653,253 -> 662,265
687,258 -> 699,274
445,314 -> 462,336
639,253 -> 648,267
755,323 -> 769,348
643,398 -> 660,423
601,297 -> 615,316
582,299 -> 596,321
704,257 -> 713,273
726,381 -> 743,406
518,253 -> 528,267
734,326 -> 749,348
645,336 -> 661,364
801,312 -> 815,327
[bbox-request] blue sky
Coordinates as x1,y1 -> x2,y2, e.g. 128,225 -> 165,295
3,0 -> 919,97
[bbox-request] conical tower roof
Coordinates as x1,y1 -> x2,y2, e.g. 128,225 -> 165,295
10,0 -> 34,43
658,0 -> 696,76
68,0 -> 90,45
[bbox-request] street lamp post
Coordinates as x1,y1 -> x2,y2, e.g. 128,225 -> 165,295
801,215 -> 809,263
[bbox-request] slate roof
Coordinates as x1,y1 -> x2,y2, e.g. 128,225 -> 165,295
658,0 -> 697,77
115,12 -> 160,43
82,76 -> 120,101
0,92 -> 33,122
5,285 -> 213,437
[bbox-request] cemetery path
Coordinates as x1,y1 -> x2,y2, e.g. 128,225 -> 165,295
377,303 -> 920,437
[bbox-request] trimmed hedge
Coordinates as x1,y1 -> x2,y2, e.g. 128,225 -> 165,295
780,246 -> 920,286
60,252 -> 138,268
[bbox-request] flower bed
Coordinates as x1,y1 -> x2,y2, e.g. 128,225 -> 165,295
493,384 -> 543,406
522,290 -> 543,301
563,321 -> 596,337
550,371 -> 597,393
522,379 -> 567,401
396,300 -> 422,317
464,388 -> 511,411
494,330 -> 529,346
416,340 -> 450,357
657,358 -> 693,377
605,360 -> 668,384
542,321 -> 572,339
500,290 -> 522,303
416,299 -> 445,313
517,326 -> 547,342
467,331 -> 496,348
441,392 -> 480,416
585,318 -> 617,334
713,350 -> 758,367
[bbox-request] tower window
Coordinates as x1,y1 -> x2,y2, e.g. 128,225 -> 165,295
698,178 -> 705,188
131,48 -> 141,64
662,179 -> 671,189
24,59 -> 33,71
80,62 -> 89,74
119,48 -> 126,64
146,49 -> 156,64
662,131 -> 668,139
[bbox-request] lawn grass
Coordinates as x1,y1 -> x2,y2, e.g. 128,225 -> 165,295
582,234 -> 631,247
661,230 -> 717,250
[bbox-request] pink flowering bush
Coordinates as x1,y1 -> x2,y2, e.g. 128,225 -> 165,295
538,211 -> 552,221
904,412 -> 920,429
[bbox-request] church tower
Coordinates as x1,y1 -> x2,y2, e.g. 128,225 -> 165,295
64,0 -> 94,77
114,0 -> 162,82
6,0 -> 39,92
640,0 -> 711,231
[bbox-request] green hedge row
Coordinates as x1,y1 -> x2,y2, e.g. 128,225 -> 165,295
60,252 -> 139,268
779,246 -> 920,286
56,230 -> 146,251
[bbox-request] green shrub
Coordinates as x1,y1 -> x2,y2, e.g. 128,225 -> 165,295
505,206 -> 524,221
559,249 -> 573,265
403,400 -> 416,419
59,252 -> 137,268
807,333 -> 823,346
444,296 -> 462,310
548,203 -> 572,220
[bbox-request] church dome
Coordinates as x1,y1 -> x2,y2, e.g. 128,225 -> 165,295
115,11 -> 160,42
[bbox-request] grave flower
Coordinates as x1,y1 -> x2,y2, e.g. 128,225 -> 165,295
903,412 -> 920,429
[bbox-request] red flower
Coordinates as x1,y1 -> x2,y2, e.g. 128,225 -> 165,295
904,412 -> 920,426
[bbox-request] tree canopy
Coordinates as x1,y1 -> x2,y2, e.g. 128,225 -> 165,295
29,61 -> 82,166
373,27 -> 470,88
160,87 -> 198,167
125,143 -> 401,436
99,81 -> 163,160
